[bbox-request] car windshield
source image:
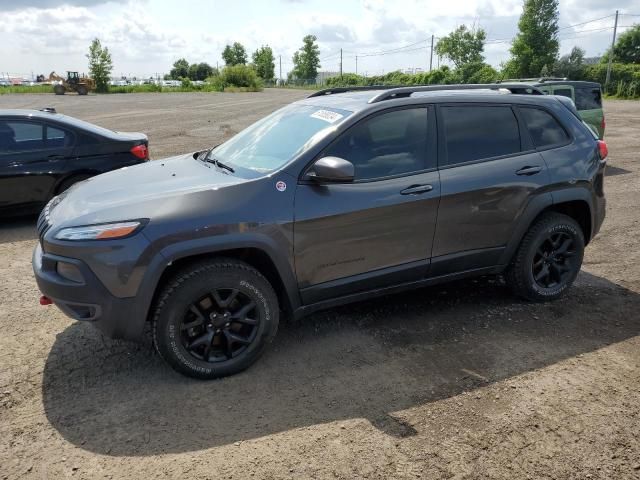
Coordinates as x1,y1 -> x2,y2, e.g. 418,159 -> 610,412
208,104 -> 352,175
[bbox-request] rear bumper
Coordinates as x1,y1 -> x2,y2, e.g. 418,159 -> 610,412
593,195 -> 606,239
32,243 -> 147,340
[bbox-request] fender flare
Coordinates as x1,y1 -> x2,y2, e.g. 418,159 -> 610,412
134,233 -> 301,330
499,187 -> 594,266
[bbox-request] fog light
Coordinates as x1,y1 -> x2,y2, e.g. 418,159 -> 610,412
56,261 -> 84,283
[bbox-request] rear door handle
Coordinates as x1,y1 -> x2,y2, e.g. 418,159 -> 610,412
516,166 -> 543,176
47,154 -> 65,161
401,184 -> 433,195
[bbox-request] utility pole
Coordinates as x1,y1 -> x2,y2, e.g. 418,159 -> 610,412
340,48 -> 343,78
355,56 -> 358,75
279,55 -> 282,84
429,35 -> 434,72
605,10 -> 619,91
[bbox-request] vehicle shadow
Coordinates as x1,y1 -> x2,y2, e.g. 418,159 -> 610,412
0,215 -> 38,244
41,271 -> 640,456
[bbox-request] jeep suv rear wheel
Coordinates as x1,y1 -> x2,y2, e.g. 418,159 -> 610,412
152,259 -> 279,379
506,213 -> 585,301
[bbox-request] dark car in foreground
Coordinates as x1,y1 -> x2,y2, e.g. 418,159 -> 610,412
33,84 -> 607,379
0,108 -> 149,216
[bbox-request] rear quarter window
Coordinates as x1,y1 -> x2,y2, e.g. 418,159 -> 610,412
553,88 -> 573,99
575,87 -> 602,110
519,107 -> 569,149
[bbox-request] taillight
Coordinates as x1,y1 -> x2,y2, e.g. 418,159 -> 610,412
130,144 -> 148,160
597,140 -> 608,160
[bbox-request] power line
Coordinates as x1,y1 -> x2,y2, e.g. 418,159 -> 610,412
354,39 -> 430,58
558,14 -> 615,31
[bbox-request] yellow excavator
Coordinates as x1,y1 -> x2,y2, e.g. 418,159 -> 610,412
48,71 -> 95,95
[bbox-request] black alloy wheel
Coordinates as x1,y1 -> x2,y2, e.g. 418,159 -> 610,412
531,231 -> 578,289
506,213 -> 585,301
153,259 -> 279,379
181,288 -> 259,363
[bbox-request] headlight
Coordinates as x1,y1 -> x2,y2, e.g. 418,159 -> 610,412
54,220 -> 145,241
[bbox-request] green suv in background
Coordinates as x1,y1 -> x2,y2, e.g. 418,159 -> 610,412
503,79 -> 605,139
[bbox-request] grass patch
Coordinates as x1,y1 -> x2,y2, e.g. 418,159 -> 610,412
0,85 -> 53,94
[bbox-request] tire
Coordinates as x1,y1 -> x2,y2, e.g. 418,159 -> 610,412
77,85 -> 88,95
506,213 -> 585,302
56,175 -> 91,195
53,84 -> 65,95
152,259 -> 279,379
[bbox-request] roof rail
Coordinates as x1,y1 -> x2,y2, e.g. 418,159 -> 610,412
39,107 -> 57,113
307,85 -> 402,98
367,83 -> 544,104
498,77 -> 568,83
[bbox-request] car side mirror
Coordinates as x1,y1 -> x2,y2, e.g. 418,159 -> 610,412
308,156 -> 354,183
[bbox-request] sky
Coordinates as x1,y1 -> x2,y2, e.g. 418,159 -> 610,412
0,0 -> 637,79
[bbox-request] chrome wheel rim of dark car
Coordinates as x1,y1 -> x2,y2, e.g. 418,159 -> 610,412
180,288 -> 260,363
532,232 -> 577,289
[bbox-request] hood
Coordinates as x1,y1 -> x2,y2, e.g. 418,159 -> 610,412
49,153 -> 246,227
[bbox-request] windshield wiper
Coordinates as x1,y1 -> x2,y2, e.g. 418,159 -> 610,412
205,156 -> 235,173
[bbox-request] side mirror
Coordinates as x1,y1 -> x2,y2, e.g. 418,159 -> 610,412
308,156 -> 354,183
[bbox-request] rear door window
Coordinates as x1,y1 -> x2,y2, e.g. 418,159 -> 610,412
574,87 -> 602,110
519,107 -> 569,149
0,121 -> 45,152
440,105 -> 521,166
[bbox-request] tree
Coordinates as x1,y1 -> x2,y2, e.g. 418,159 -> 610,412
222,42 -> 248,66
456,62 -> 498,83
86,38 -> 113,93
195,62 -> 215,80
603,24 -> 640,64
170,58 -> 189,79
292,35 -> 321,82
435,25 -> 486,68
252,45 -> 276,81
506,0 -> 560,78
554,46 -> 585,78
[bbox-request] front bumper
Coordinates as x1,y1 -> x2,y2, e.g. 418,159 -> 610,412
32,243 -> 147,340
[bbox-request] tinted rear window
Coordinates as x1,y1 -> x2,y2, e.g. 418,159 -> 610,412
575,87 -> 602,110
519,107 -> 569,148
441,106 -> 521,166
553,88 -> 573,99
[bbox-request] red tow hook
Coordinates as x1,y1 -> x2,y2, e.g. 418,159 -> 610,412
39,295 -> 53,306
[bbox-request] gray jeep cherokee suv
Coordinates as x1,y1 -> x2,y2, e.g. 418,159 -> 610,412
33,84 -> 607,379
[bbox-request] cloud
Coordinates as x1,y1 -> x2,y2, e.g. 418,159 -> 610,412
309,23 -> 356,43
0,0 -> 125,11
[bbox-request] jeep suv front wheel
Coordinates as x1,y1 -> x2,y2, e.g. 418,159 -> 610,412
506,213 -> 585,302
152,259 -> 279,379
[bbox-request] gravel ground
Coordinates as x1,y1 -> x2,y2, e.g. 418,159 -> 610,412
0,91 -> 639,480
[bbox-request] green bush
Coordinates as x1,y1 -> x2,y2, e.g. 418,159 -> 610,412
577,63 -> 640,97
220,65 -> 263,91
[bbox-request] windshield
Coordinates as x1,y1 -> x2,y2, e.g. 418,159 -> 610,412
209,104 -> 352,175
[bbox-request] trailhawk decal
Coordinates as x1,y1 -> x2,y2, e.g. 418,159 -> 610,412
310,109 -> 344,123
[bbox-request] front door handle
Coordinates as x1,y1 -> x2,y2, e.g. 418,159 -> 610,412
47,154 -> 65,161
516,166 -> 543,176
401,184 -> 433,195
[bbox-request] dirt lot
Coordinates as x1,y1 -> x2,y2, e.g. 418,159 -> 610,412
1,91 -> 639,480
